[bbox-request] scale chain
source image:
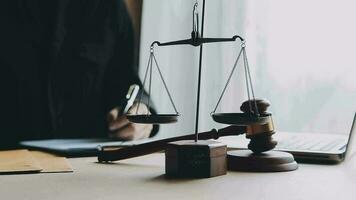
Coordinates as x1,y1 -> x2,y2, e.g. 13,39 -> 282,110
152,53 -> 179,114
242,47 -> 253,114
148,52 -> 153,115
243,47 -> 260,116
212,47 -> 244,114
136,51 -> 152,115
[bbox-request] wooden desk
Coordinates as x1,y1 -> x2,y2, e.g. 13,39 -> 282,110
1,153 -> 356,200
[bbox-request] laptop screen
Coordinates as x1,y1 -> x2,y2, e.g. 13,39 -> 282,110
344,113 -> 356,160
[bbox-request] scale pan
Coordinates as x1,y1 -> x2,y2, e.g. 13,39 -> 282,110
127,114 -> 179,124
211,113 -> 270,125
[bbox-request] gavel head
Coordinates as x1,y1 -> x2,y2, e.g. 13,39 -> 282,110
240,99 -> 277,154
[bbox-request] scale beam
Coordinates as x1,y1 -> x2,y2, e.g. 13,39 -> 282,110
151,35 -> 244,47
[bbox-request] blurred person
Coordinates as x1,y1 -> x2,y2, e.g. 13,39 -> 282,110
0,0 -> 156,148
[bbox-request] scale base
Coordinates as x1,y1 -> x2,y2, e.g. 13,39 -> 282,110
227,150 -> 298,172
165,140 -> 227,178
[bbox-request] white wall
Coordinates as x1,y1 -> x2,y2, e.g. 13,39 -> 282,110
140,0 -> 356,138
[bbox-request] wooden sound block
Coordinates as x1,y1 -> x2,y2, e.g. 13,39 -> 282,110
227,150 -> 298,172
165,140 -> 227,178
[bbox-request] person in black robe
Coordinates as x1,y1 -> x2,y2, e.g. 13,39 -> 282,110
0,0 -> 156,149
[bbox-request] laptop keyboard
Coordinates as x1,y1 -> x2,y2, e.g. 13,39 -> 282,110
276,135 -> 346,152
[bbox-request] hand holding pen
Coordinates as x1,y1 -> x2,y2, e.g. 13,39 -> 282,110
107,85 -> 153,140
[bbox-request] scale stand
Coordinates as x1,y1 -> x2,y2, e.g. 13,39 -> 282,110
127,0 -> 297,177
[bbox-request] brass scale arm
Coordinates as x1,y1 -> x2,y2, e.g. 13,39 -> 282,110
150,35 -> 244,48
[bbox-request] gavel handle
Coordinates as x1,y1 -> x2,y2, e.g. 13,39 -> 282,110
97,125 -> 246,162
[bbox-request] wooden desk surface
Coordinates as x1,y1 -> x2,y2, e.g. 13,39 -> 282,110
1,153 -> 356,200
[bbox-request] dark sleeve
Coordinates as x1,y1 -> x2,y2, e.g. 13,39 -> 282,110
102,0 -> 159,137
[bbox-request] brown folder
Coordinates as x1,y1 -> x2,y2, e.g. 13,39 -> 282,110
30,151 -> 73,173
0,149 -> 73,174
0,149 -> 42,174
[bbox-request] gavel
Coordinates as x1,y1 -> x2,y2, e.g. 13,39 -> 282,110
98,99 -> 277,162
241,99 -> 277,153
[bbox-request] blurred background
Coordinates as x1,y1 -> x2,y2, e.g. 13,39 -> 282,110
138,0 -> 356,138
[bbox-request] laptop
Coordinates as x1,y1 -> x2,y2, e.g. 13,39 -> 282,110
218,113 -> 356,163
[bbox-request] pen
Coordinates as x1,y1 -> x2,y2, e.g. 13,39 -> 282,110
120,84 -> 140,115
